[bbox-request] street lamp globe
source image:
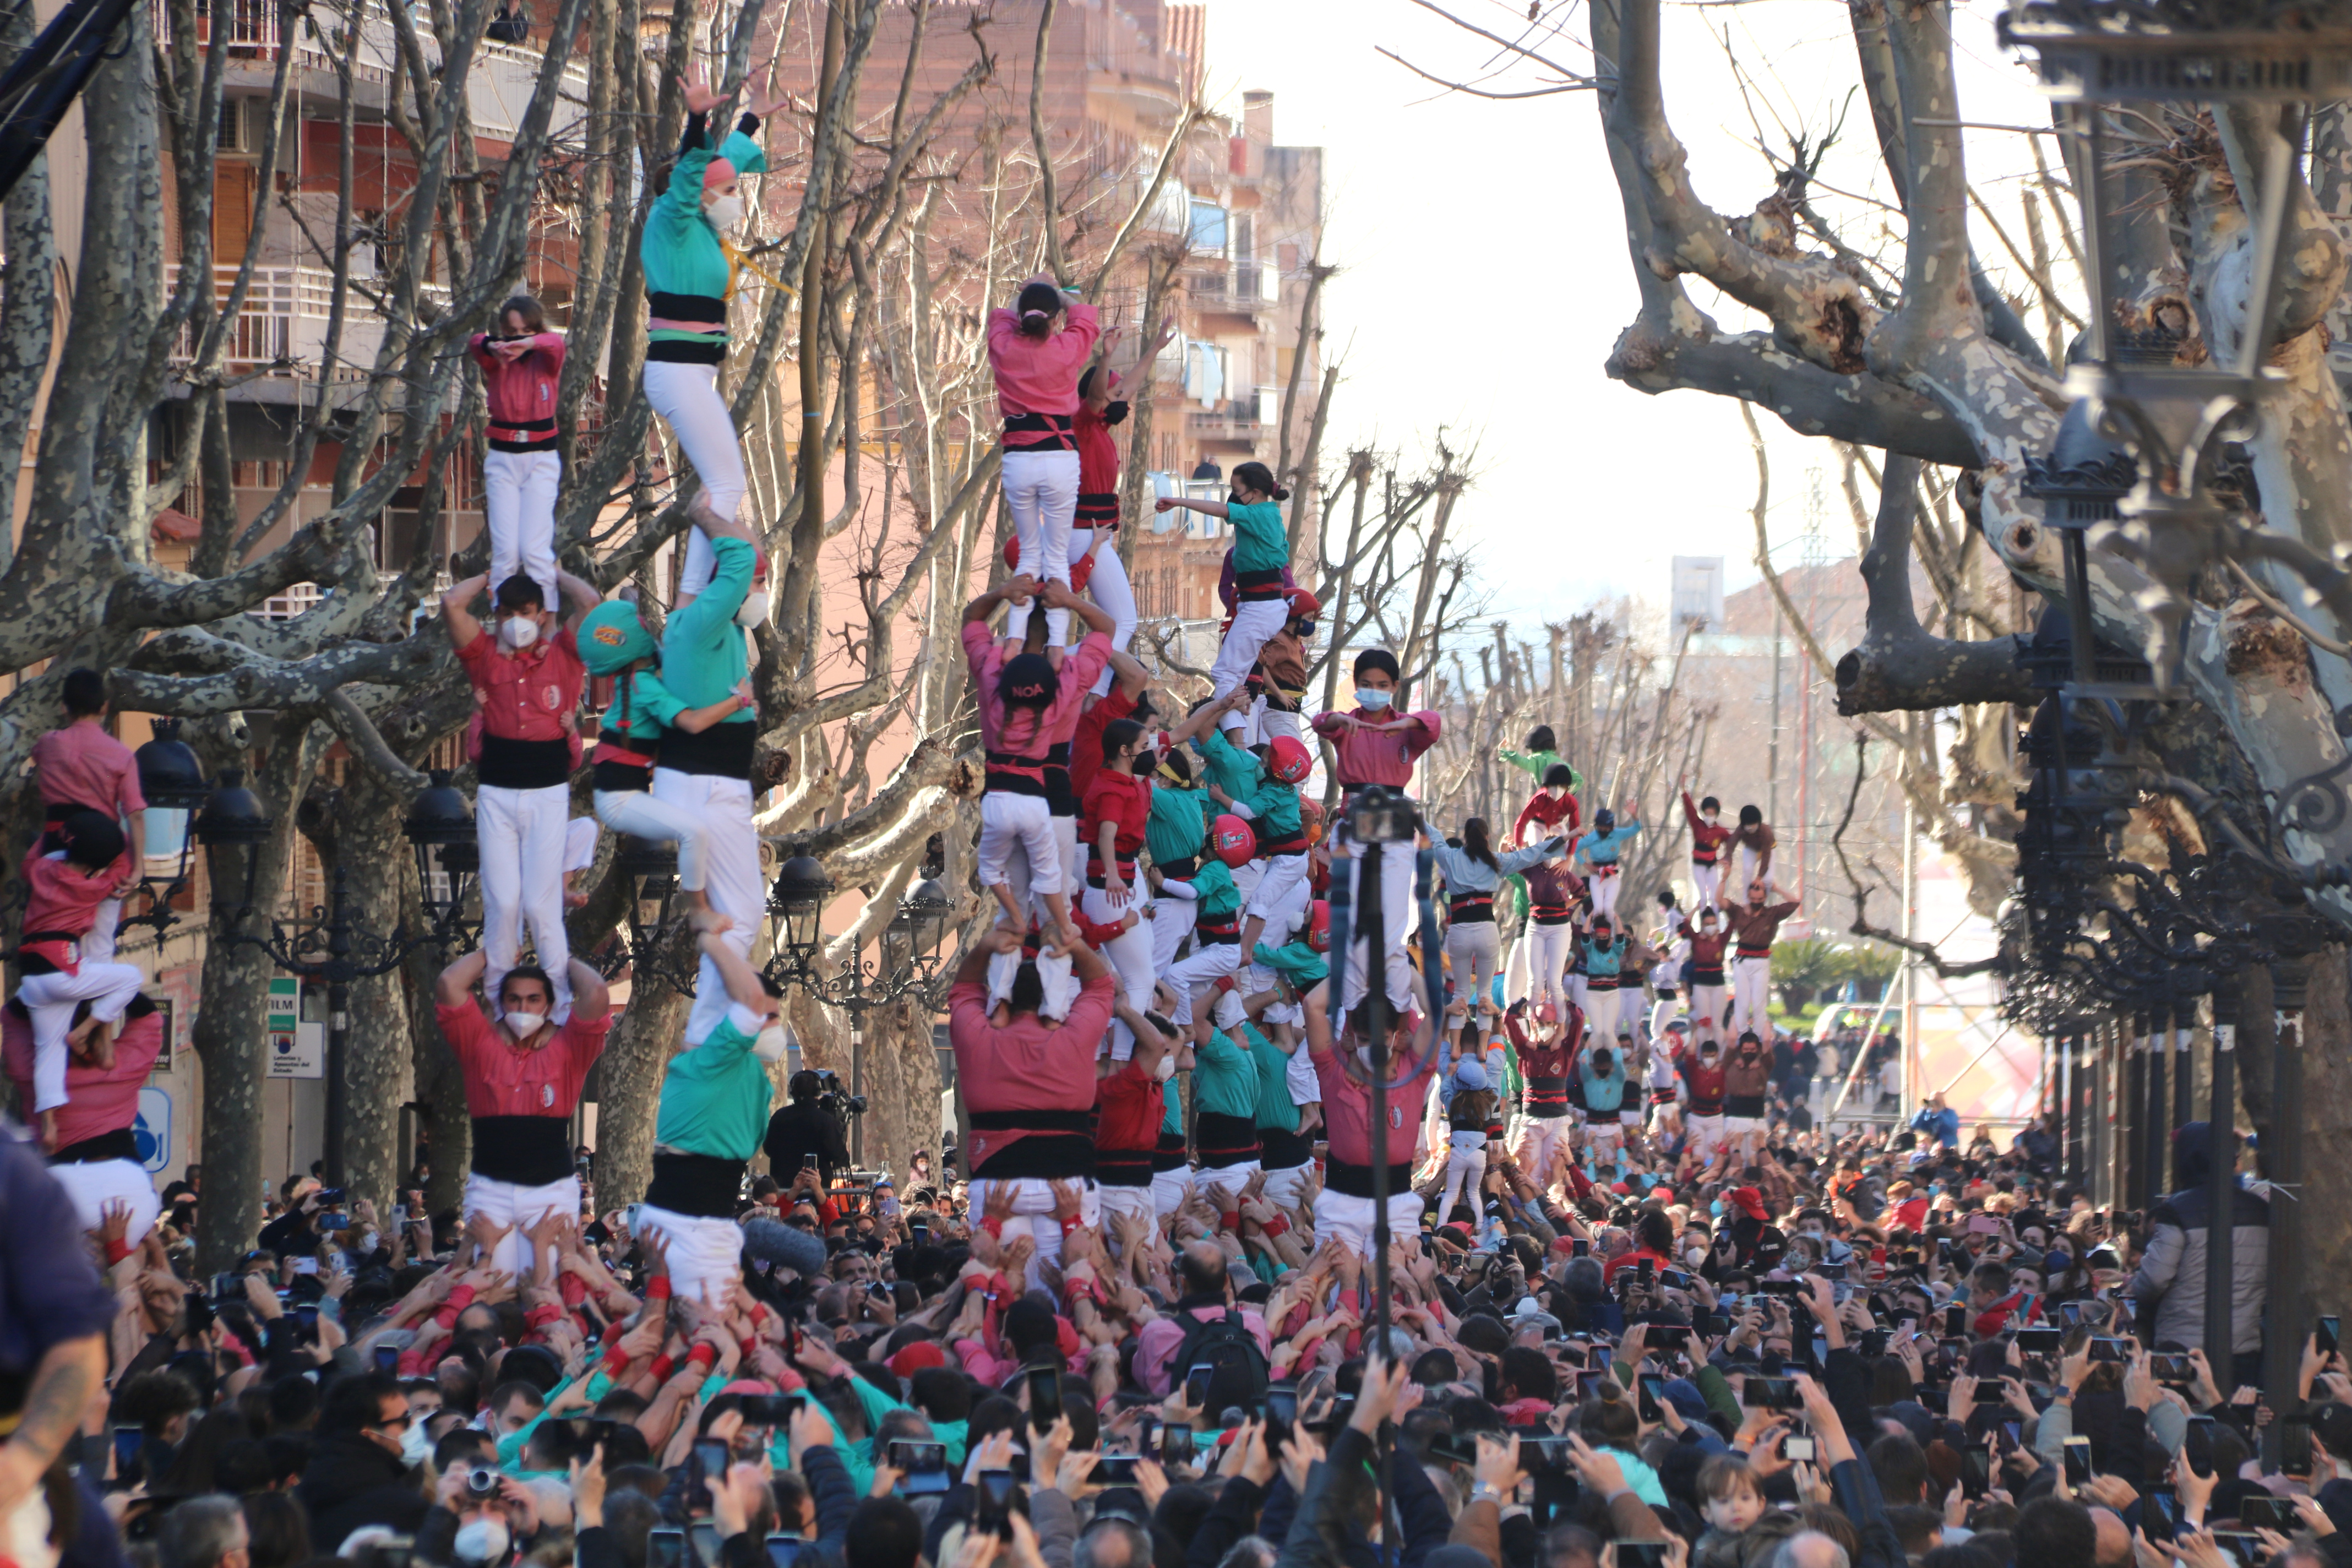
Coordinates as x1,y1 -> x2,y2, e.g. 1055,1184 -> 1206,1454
901,878 -> 954,960
194,768 -> 274,917
772,855 -> 835,962
133,717 -> 208,883
403,769 -> 479,938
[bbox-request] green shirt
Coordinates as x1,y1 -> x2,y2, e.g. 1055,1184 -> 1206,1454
1162,1070 -> 1185,1137
1254,940 -> 1327,989
1194,1028 -> 1259,1119
1147,784 -> 1210,865
652,1009 -> 772,1160
1196,730 -> 1260,805
1243,1025 -> 1299,1134
1229,499 -> 1288,574
1500,748 -> 1581,791
657,536 -> 754,715
1191,858 -> 1240,921
643,124 -> 767,350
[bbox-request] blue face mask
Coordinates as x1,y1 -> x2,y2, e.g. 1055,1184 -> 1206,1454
1356,688 -> 1393,711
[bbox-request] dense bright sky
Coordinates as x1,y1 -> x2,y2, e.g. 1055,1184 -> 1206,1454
1193,0 -> 2066,636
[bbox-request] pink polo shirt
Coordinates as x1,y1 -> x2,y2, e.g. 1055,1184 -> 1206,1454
987,301 -> 1101,446
32,722 -> 144,820
948,973 -> 1114,1173
1310,1038 -> 1437,1169
2,998 -> 163,1151
962,623 -> 1113,770
1310,706 -> 1442,792
437,1000 -> 608,1120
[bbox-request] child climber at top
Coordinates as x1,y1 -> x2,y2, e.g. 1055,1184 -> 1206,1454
1156,461 -> 1289,737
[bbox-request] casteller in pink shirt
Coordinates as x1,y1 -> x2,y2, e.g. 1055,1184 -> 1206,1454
1309,1031 -> 1438,1170
32,720 -> 144,820
961,623 -> 1112,765
1310,704 -> 1442,792
987,300 -> 1101,437
3,993 -> 164,1153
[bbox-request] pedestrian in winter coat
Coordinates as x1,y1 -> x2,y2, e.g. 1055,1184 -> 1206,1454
2129,1120 -> 2268,1384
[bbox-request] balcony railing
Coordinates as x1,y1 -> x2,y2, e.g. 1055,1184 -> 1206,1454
153,0 -> 589,121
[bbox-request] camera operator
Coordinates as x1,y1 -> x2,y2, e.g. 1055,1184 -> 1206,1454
763,1070 -> 852,1190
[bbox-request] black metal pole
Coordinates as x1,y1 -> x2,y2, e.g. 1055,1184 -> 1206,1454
2174,1002 -> 2196,1132
1362,837 -> 1391,1352
2142,1009 -> 2168,1208
323,867 -> 353,1189
2263,961 -> 2310,1465
2205,986 -> 2239,1381
2121,1019 -> 2143,1210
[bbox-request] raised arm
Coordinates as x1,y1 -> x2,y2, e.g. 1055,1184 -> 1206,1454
696,927 -> 779,1015
441,571 -> 491,648
565,957 -> 611,1022
1041,579 -> 1112,636
437,948 -> 490,1008
1167,687 -> 1248,746
1153,494 -> 1232,520
557,570 -> 602,630
963,578 -> 1039,625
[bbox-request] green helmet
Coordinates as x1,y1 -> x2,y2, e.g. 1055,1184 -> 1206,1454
578,600 -> 656,676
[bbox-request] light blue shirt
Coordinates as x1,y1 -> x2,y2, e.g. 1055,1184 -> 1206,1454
1430,840 -> 1555,895
1577,817 -> 1642,868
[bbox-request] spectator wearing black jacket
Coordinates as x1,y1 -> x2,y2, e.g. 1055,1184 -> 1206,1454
764,1073 -> 853,1189
294,1374 -> 428,1551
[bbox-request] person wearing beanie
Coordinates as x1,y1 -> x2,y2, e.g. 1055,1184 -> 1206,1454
576,597 -> 754,927
2130,1120 -> 2270,1384
441,559 -> 600,1022
1570,799 -> 1642,922
641,67 -> 787,603
15,808 -> 143,1148
1729,802 -> 1776,890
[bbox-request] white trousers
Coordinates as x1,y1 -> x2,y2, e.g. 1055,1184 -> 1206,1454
594,787 -> 711,894
1690,983 -> 1727,1041
85,899 -> 119,963
48,1157 -> 160,1243
1691,861 -> 1721,912
1311,1188 -> 1423,1257
1585,984 -> 1621,1044
965,1175 -> 1099,1288
1523,922 -> 1575,1011
1649,994 -> 1683,1040
1150,895 -> 1197,973
477,782 -> 575,1021
1098,1182 -> 1156,1248
634,1203 -> 743,1306
464,1170 -> 580,1277
1588,868 -> 1621,919
1262,1158 -> 1312,1212
1081,884 -> 1157,1059
1504,929 -> 1532,1005
1436,1141 -> 1486,1226
1446,923 -> 1501,1019
1736,847 -> 1764,892
484,448 -> 562,610
1335,835 -> 1417,1015
650,768 -> 761,1045
1686,1112 -> 1725,1164
1082,529 -> 1135,696
1251,703 -> 1305,747
1732,955 -> 1772,1038
1513,1114 -> 1573,1188
1209,599 -> 1289,729
1003,449 -> 1080,647
1197,1160 -> 1259,1201
643,361 -> 745,598
1164,940 -> 1243,1025
21,962 -> 145,1113
1151,1167 -> 1192,1217
979,792 -> 1060,899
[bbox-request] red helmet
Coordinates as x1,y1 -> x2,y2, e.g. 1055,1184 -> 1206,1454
1284,586 -> 1322,621
1267,734 -> 1313,784
1306,900 -> 1330,952
1212,814 -> 1257,867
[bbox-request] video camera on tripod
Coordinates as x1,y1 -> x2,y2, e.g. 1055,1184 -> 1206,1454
812,1068 -> 867,1119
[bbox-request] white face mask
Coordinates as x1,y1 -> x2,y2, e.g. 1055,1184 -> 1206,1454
454,1517 -> 511,1564
504,1011 -> 547,1038
1355,687 -> 1393,711
705,191 -> 745,230
753,1021 -> 789,1062
498,615 -> 540,650
735,590 -> 770,628
400,1415 -> 434,1466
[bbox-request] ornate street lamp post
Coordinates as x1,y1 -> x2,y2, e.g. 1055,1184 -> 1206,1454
195,771 -> 473,1187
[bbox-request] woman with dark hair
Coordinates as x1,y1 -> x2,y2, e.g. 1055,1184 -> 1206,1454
988,274 -> 1102,653
243,1492 -> 312,1568
1432,818 -> 1562,1042
1155,461 -> 1292,738
467,293 -> 565,610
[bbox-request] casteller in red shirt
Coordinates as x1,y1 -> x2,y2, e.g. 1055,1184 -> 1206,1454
433,951 -> 610,1188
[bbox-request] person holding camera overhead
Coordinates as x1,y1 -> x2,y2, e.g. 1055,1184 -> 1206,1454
763,1069 -> 852,1190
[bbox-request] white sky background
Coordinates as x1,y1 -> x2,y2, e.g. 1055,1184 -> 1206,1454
1193,0 -> 2075,638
